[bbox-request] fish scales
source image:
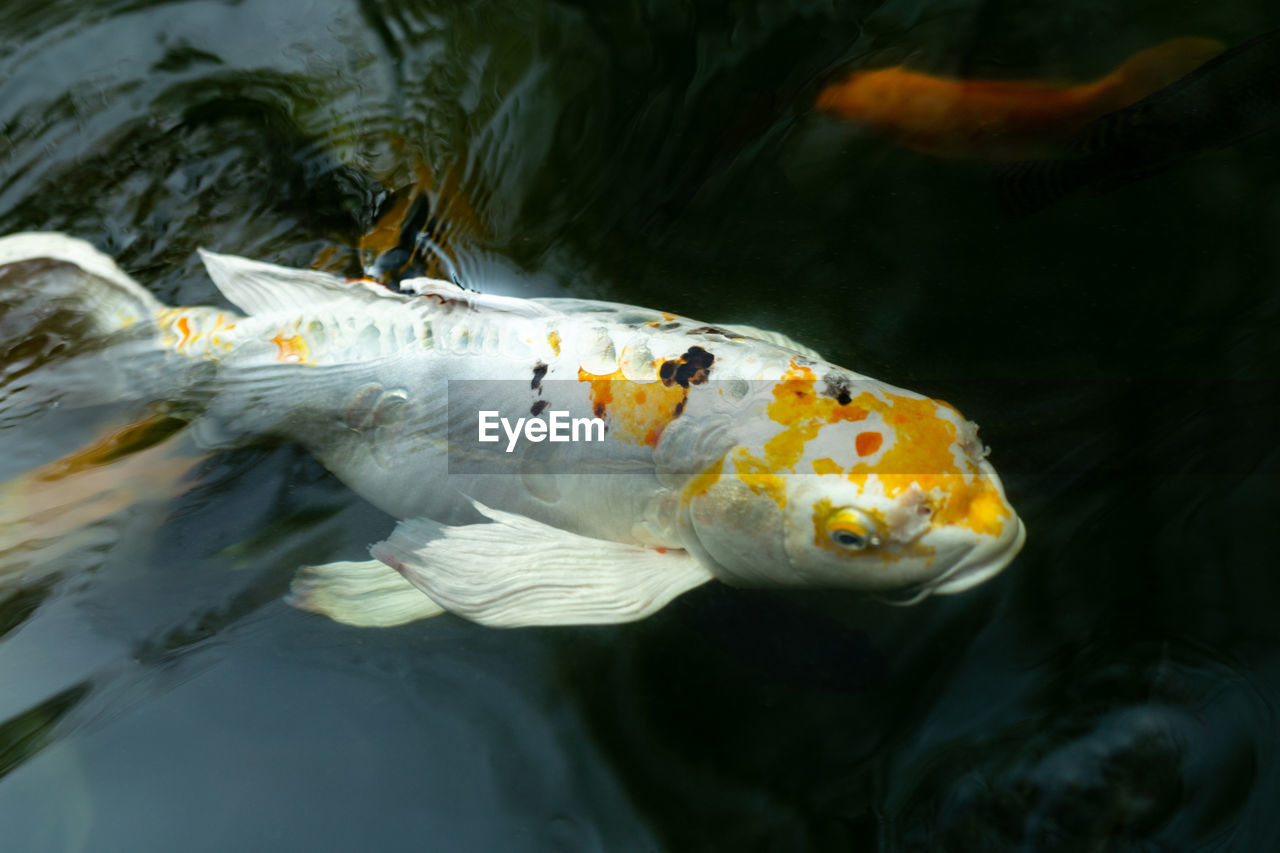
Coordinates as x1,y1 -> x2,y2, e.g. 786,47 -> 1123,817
181,296 -> 805,541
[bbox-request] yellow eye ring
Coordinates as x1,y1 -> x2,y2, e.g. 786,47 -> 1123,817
827,509 -> 879,550
812,500 -> 883,553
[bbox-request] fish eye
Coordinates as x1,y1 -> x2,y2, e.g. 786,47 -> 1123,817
831,529 -> 867,550
818,505 -> 881,552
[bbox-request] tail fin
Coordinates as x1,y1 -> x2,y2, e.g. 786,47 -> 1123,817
0,233 -> 165,332
1098,37 -> 1224,112
0,233 -> 181,430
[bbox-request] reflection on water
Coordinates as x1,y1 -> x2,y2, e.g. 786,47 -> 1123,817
0,682 -> 89,780
2,0 -> 1279,850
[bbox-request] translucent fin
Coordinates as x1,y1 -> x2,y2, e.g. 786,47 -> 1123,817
370,503 -> 713,627
190,357 -> 439,450
995,156 -> 1096,218
1101,37 -> 1224,110
718,323 -> 824,360
0,232 -> 164,333
197,249 -> 407,315
0,233 -> 189,425
287,559 -> 445,627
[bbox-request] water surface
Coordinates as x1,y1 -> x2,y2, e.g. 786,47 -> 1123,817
2,1 -> 1279,850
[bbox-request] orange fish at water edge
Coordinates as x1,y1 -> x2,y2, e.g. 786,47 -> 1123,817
814,37 -> 1223,159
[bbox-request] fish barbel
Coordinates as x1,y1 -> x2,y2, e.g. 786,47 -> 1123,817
0,233 -> 1025,627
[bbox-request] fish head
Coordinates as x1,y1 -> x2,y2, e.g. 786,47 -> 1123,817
681,366 -> 1025,601
814,67 -> 921,132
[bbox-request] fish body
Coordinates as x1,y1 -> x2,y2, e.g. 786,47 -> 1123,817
815,37 -> 1223,159
0,233 -> 1025,627
999,29 -> 1280,215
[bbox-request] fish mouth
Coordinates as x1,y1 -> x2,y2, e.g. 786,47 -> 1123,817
876,517 -> 1027,605
931,517 -> 1027,595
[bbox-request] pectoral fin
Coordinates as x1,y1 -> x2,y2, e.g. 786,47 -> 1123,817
371,504 -> 713,627
287,559 -> 445,627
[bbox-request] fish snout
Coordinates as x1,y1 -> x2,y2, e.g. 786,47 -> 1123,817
931,511 -> 1026,596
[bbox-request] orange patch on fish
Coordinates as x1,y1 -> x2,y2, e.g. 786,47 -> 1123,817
577,368 -> 685,447
156,308 -> 238,355
548,330 -> 562,356
683,455 -> 725,502
856,431 -> 883,457
176,316 -> 193,348
732,448 -> 787,508
812,457 -> 842,476
272,332 -> 311,364
964,489 -> 1008,537
763,363 -> 868,472
767,363 -> 1008,535
815,37 -> 1223,159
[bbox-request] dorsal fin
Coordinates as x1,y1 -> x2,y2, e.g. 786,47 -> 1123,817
718,323 -> 825,360
197,249 -> 407,315
397,275 -> 558,318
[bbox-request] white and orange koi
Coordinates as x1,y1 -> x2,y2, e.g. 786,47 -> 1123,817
0,233 -> 1025,627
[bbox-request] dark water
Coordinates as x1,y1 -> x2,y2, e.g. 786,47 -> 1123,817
2,1 -> 1279,850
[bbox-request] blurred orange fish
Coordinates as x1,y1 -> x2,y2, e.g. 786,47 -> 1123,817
815,37 -> 1223,159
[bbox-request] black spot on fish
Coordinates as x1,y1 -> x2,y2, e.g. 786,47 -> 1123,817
673,399 -> 686,418
656,322 -> 682,331
669,346 -> 714,389
531,362 -> 547,391
822,373 -> 853,406
659,347 -> 716,389
530,399 -> 548,416
593,401 -> 607,419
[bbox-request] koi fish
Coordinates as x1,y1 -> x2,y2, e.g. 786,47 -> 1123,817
999,28 -> 1280,216
814,37 -> 1223,159
357,155 -> 485,286
0,233 -> 1024,628
0,413 -> 197,590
